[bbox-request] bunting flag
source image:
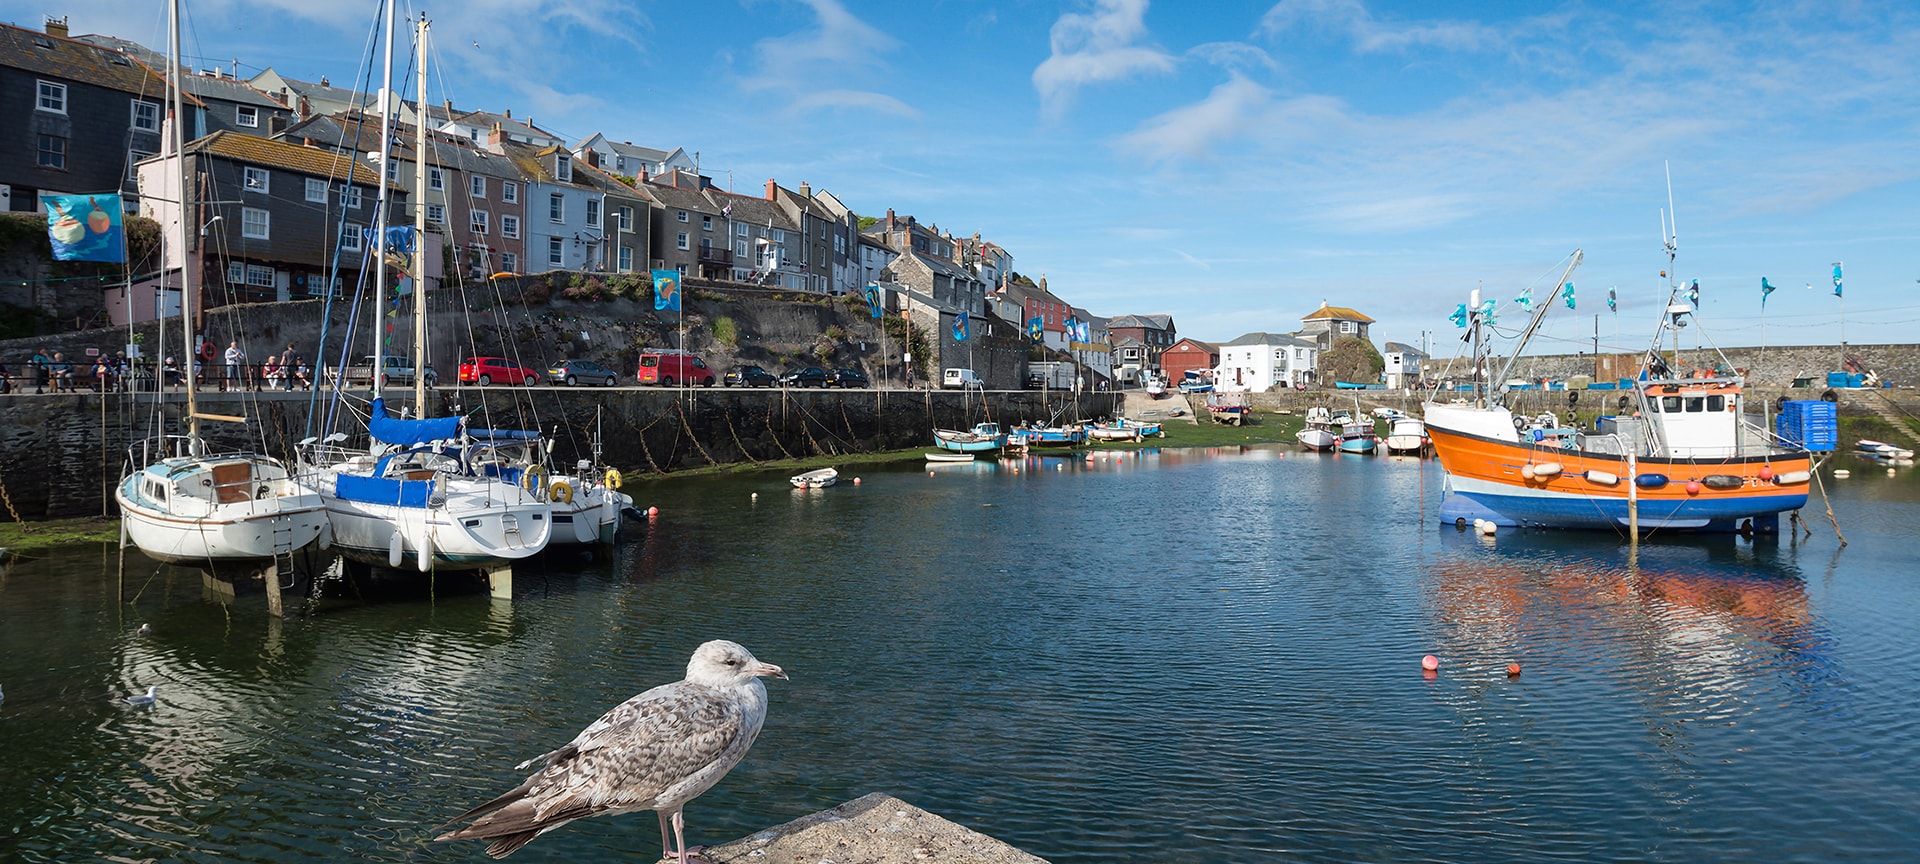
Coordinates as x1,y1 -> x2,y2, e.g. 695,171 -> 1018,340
1449,303 -> 1468,328
1684,279 -> 1700,305
1079,320 -> 1092,342
722,202 -> 733,218
1761,277 -> 1777,306
1514,287 -> 1534,311
1562,281 -> 1576,310
864,283 -> 882,318
1478,300 -> 1497,325
1832,262 -> 1843,297
951,311 -> 970,342
651,268 -> 681,311
1027,316 -> 1044,341
1607,286 -> 1617,311
44,193 -> 126,262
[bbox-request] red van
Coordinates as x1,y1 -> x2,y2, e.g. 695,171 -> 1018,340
636,351 -> 715,386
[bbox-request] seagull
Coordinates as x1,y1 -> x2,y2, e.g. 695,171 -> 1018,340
124,685 -> 157,706
435,640 -> 788,860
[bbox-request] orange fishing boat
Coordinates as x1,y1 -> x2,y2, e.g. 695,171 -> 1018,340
1423,242 -> 1822,534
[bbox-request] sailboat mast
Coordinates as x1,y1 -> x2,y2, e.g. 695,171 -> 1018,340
170,0 -> 198,442
369,0 -> 397,401
412,14 -> 430,408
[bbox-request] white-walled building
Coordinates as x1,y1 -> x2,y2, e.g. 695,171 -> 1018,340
1215,332 -> 1319,392
1383,341 -> 1427,389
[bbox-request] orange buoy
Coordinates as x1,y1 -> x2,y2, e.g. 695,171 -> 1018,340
1758,464 -> 1774,482
853,477 -> 862,485
1421,654 -> 1440,671
1507,663 -> 1522,677
646,506 -> 659,519
929,471 -> 936,477
1686,480 -> 1702,495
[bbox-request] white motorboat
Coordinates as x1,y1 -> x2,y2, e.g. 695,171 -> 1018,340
1856,439 -> 1914,460
1384,417 -> 1430,455
790,467 -> 839,488
1296,407 -> 1338,451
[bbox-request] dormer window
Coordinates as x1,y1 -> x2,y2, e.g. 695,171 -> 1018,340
555,154 -> 572,182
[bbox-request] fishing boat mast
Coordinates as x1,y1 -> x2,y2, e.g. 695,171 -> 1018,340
412,13 -> 429,409
1488,250 -> 1583,408
168,0 -> 197,444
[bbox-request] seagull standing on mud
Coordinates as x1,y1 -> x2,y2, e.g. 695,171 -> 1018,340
436,640 -> 788,860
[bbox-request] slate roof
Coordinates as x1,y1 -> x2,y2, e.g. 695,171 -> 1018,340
262,71 -> 374,111
1383,341 -> 1425,356
1222,331 -> 1317,347
1107,314 -> 1173,331
1167,338 -> 1219,353
179,73 -> 287,109
580,136 -> 675,164
175,130 -> 392,188
705,188 -> 797,231
1,23 -> 194,104
634,177 -> 721,217
281,113 -> 533,183
1302,302 -> 1375,323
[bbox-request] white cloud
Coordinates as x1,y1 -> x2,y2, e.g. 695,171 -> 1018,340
1032,0 -> 1176,118
1257,0 -> 1503,52
739,0 -> 913,119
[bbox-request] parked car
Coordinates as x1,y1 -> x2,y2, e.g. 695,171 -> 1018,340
780,367 -> 831,388
459,356 -> 539,386
942,368 -> 983,389
724,365 -> 777,388
636,351 -> 715,386
1023,372 -> 1046,390
334,355 -> 436,388
828,368 -> 870,388
548,359 -> 618,387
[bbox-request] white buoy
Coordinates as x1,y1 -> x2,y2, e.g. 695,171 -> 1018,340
1833,469 -> 1851,479
388,532 -> 404,568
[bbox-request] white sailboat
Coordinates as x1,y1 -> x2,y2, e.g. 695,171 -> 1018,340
467,416 -> 631,547
301,9 -> 550,587
116,0 -> 327,566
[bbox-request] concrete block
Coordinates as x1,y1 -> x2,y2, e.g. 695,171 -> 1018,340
707,792 -> 1049,864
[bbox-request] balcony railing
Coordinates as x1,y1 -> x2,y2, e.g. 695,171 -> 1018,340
697,247 -> 733,265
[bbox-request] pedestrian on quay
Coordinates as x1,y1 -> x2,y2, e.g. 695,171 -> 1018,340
50,353 -> 75,392
163,356 -> 180,389
92,356 -> 113,392
263,355 -> 285,391
30,347 -> 50,393
112,351 -> 129,392
293,358 -> 311,390
0,360 -> 13,394
283,343 -> 301,370
223,341 -> 244,391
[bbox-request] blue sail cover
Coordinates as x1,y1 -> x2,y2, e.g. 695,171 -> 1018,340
368,398 -> 461,446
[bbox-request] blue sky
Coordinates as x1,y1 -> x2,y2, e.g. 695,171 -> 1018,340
16,0 -> 1919,355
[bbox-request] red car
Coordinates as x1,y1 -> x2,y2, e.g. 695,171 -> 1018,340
458,356 -> 539,386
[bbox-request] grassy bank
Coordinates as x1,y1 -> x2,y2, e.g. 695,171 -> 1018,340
0,516 -> 119,555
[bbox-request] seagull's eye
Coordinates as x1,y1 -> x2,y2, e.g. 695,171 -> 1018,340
724,658 -> 739,666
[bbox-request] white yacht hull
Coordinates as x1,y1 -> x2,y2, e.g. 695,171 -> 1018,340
117,458 -> 326,565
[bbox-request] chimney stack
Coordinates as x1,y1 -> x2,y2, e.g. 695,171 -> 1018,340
799,181 -> 811,199
44,16 -> 69,38
485,122 -> 507,153
765,178 -> 776,201
885,209 -> 896,230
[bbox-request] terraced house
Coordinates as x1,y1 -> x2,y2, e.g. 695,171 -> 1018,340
1,17 -> 178,213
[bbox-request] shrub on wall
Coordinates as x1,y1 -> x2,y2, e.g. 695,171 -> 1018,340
712,316 -> 739,347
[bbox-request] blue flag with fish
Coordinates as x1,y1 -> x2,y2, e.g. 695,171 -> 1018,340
1449,303 -> 1468,328
1761,277 -> 1777,306
1832,263 -> 1843,297
952,311 -> 970,342
44,194 -> 125,263
1027,316 -> 1044,341
652,269 -> 681,311
1562,281 -> 1576,309
864,283 -> 882,318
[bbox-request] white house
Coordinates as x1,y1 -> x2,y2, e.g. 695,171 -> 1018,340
1215,332 -> 1319,392
1382,341 -> 1427,389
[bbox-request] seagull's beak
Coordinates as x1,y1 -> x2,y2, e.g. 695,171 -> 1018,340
755,662 -> 789,681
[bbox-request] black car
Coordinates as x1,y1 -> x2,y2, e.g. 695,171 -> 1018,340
547,359 -> 618,387
779,366 -> 830,388
827,368 -> 870,388
1024,372 -> 1047,390
724,365 -> 777,387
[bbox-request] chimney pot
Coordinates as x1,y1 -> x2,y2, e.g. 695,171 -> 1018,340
504,108 -> 511,118
44,16 -> 69,38
765,178 -> 776,201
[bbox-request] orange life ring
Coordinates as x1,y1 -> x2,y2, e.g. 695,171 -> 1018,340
198,340 -> 216,362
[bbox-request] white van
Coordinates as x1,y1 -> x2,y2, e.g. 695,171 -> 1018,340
942,368 -> 983,389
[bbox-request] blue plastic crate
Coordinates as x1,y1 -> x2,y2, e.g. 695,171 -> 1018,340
1777,400 -> 1838,452
1827,371 -> 1851,387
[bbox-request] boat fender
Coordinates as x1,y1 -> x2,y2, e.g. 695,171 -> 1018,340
1533,462 -> 1563,477
1585,469 -> 1619,485
1521,464 -> 1535,480
417,530 -> 432,573
1702,474 -> 1744,490
550,480 -> 574,505
522,465 -> 547,495
604,468 -> 623,490
1774,470 -> 1811,485
387,531 -> 404,568
1634,473 -> 1669,489
317,519 -> 332,551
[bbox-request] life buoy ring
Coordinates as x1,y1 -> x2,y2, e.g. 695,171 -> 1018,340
550,480 -> 574,504
199,340 -> 216,362
604,468 -> 623,490
522,465 -> 548,494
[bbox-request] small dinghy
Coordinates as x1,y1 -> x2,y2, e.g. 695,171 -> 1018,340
790,467 -> 839,489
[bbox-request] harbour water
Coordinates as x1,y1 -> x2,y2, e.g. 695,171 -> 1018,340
1,447 -> 1917,862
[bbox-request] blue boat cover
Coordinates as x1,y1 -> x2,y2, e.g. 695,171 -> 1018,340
335,473 -> 433,507
368,398 -> 461,446
468,428 -> 541,441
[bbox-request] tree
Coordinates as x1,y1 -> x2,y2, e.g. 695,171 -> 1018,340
1319,337 -> 1384,385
